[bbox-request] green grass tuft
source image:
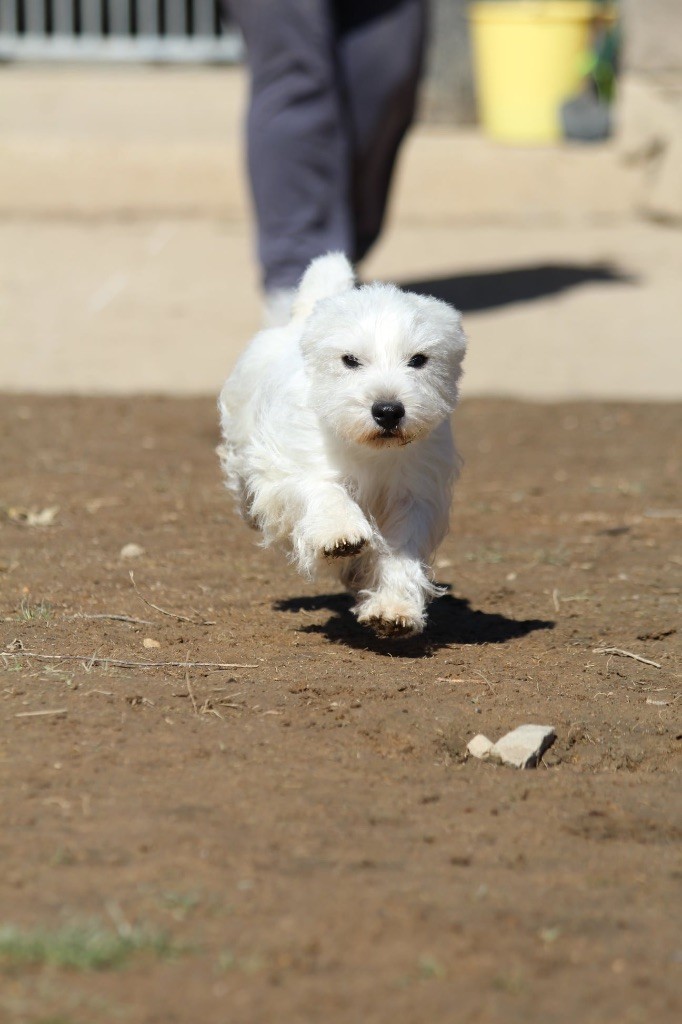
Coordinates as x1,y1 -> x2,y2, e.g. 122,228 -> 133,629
0,923 -> 177,972
18,597 -> 53,621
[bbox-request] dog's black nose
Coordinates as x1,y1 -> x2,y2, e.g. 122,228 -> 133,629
371,400 -> 405,430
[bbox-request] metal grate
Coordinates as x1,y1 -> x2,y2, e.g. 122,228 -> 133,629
0,1 -> 242,63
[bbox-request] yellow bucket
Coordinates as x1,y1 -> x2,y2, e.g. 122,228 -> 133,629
468,2 -> 611,143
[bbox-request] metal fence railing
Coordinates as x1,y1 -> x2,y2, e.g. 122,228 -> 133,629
0,1 -> 242,63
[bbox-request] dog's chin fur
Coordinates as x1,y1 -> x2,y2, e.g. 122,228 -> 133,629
219,252 -> 467,639
351,427 -> 413,449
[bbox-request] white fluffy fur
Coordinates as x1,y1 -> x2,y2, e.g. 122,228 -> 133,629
218,253 -> 467,638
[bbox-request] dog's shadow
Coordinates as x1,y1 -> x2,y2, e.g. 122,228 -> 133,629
273,590 -> 554,657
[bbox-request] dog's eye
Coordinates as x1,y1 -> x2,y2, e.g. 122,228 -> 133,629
407,354 -> 428,369
342,354 -> 361,369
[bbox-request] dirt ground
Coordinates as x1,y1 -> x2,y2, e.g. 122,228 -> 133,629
0,395 -> 680,1024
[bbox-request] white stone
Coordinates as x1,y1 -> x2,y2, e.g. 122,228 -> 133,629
466,734 -> 495,760
120,542 -> 144,559
491,725 -> 556,769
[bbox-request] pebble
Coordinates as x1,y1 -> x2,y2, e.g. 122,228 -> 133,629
120,543 -> 145,559
493,724 -> 556,768
142,638 -> 160,649
467,724 -> 556,769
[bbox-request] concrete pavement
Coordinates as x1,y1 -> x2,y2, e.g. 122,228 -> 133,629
0,67 -> 680,398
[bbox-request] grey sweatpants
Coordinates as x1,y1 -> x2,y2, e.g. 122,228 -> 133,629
225,0 -> 427,291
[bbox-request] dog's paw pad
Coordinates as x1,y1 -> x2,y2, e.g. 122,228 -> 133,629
365,615 -> 423,639
323,538 -> 367,559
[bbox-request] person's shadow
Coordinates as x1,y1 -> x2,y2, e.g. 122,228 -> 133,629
399,262 -> 633,313
274,590 -> 554,657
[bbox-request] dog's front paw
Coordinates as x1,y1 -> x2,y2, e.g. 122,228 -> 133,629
366,614 -> 423,638
318,515 -> 373,561
294,502 -> 373,573
355,596 -> 425,639
323,536 -> 368,559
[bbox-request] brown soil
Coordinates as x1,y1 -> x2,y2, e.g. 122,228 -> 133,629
1,396 -> 680,1024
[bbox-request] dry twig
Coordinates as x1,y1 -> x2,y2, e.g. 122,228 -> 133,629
473,669 -> 496,693
15,708 -> 67,718
65,613 -> 154,626
129,571 -> 215,625
200,699 -> 224,719
2,651 -> 257,670
185,663 -> 199,715
593,647 -> 661,669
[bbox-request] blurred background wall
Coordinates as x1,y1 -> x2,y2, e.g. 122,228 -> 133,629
421,0 -> 476,124
619,0 -> 682,222
1,0 -> 680,396
623,0 -> 682,72
1,0 -> 680,224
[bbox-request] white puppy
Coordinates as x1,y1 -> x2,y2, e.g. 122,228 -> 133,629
218,253 -> 466,638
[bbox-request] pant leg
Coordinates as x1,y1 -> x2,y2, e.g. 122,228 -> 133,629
226,0 -> 353,291
335,0 -> 427,262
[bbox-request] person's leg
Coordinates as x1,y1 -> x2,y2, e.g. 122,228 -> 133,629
335,0 -> 427,262
226,0 -> 353,296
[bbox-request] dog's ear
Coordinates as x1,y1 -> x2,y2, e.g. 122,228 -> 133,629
410,294 -> 467,362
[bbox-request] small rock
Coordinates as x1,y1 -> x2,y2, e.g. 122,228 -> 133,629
142,638 -> 160,649
466,734 -> 495,760
467,725 -> 556,769
7,506 -> 59,527
120,543 -> 145,559
492,724 -> 556,769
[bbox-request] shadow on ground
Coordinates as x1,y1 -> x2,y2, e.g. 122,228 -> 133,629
274,592 -> 554,657
398,262 -> 634,313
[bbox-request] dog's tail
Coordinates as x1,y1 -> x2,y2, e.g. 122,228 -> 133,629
291,252 -> 355,322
